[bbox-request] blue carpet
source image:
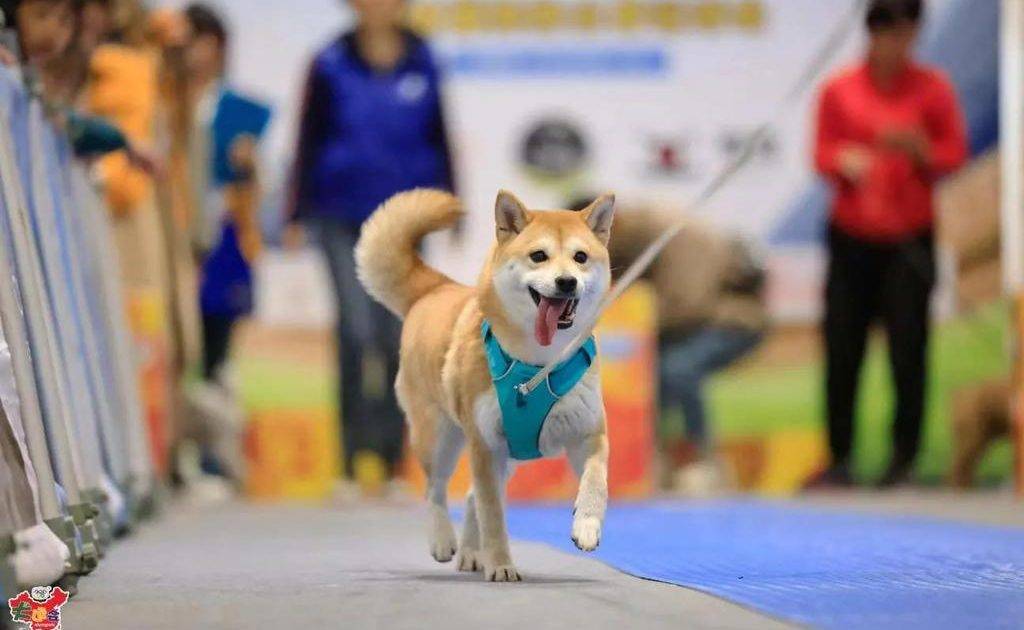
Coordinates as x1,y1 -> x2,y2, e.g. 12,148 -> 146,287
503,501 -> 1024,629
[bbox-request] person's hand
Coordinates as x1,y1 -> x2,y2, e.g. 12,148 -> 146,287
837,145 -> 873,184
230,134 -> 258,179
239,226 -> 263,263
148,8 -> 189,49
126,142 -> 165,178
282,222 -> 306,250
0,45 -> 17,67
880,126 -> 930,165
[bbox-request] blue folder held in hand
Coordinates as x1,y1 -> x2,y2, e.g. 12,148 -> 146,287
201,88 -> 272,319
211,89 -> 272,186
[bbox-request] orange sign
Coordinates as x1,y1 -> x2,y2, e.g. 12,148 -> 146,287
245,409 -> 340,500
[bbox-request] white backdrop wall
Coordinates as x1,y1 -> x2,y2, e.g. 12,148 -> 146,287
154,0 -> 957,324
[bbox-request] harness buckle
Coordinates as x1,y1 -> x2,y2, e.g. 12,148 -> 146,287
514,383 -> 529,407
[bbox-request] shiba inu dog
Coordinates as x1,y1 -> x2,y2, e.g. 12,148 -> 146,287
356,188 -> 615,582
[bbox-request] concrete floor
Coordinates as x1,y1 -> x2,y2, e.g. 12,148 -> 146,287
61,500 -> 788,630
61,491 -> 1022,630
796,488 -> 1024,528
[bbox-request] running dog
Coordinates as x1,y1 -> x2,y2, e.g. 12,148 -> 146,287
356,188 -> 615,582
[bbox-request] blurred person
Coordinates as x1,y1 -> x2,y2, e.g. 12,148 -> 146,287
807,0 -> 966,489
37,0 -> 93,101
0,0 -> 160,203
185,2 -> 270,381
179,3 -> 270,489
569,198 -> 767,495
83,0 -> 159,216
148,6 -> 204,389
28,0 -> 163,176
82,0 -> 184,479
0,0 -> 76,68
77,0 -> 108,51
5,0 -> 171,504
286,0 -> 456,492
0,0 -> 91,101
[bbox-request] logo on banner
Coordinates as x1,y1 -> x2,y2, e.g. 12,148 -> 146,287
643,135 -> 692,177
8,587 -> 70,630
718,127 -> 779,164
520,118 -> 588,179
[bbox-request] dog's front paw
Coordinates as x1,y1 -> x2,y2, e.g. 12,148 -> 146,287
571,515 -> 602,552
456,548 -> 481,572
484,562 -> 521,582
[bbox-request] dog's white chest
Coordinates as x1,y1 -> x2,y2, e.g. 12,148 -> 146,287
473,369 -> 603,459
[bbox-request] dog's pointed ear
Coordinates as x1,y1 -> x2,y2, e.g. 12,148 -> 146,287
581,193 -> 615,244
495,190 -> 529,243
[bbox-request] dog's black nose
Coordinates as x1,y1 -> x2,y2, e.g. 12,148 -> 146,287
555,276 -> 578,294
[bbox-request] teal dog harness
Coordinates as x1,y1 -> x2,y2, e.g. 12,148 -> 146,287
481,321 -> 597,461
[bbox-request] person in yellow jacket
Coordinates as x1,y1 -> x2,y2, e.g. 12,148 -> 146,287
82,0 -> 195,480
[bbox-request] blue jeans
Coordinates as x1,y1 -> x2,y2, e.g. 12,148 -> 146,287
659,327 -> 763,451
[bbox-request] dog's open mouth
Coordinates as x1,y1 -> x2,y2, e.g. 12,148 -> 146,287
529,287 -> 579,347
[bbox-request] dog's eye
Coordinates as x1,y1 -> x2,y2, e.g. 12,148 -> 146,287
573,251 -> 588,264
529,251 -> 548,263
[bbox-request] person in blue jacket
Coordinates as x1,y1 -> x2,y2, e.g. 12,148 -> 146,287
185,3 -> 270,485
185,4 -> 270,381
286,0 -> 455,489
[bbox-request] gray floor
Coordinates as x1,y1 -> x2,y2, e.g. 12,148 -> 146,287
796,488 -> 1024,528
62,491 -> 1023,630
62,500 -> 788,630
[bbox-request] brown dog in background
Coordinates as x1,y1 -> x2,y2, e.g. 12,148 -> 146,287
949,377 -> 1010,488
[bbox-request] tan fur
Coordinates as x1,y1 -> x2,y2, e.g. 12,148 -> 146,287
355,188 -> 464,317
949,378 -> 1011,489
607,206 -> 767,335
357,188 -> 615,581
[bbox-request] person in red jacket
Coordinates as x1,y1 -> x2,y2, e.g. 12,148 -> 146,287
807,0 -> 967,489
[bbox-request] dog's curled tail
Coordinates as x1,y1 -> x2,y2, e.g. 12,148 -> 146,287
355,188 -> 463,318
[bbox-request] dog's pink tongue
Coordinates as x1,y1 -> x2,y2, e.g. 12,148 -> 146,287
534,297 -> 566,347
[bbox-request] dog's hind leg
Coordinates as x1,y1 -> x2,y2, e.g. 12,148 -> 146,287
456,490 -> 481,572
425,418 -> 464,563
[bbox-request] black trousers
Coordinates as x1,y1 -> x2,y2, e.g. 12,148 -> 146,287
202,313 -> 237,381
824,226 -> 935,469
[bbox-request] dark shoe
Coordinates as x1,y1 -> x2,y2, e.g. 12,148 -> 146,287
802,464 -> 854,491
875,461 -> 914,489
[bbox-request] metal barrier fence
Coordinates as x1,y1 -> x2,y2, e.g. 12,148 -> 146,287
0,64 -> 156,607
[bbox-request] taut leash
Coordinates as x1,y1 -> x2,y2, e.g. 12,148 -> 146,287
517,0 -> 870,397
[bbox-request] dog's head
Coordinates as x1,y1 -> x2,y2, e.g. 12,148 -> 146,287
486,190 -> 615,348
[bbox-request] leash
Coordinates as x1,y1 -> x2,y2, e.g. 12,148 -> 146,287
517,0 -> 870,397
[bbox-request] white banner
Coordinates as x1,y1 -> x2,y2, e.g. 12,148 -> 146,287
160,0 -> 970,323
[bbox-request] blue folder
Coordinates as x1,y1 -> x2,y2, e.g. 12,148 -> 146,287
211,89 -> 272,186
